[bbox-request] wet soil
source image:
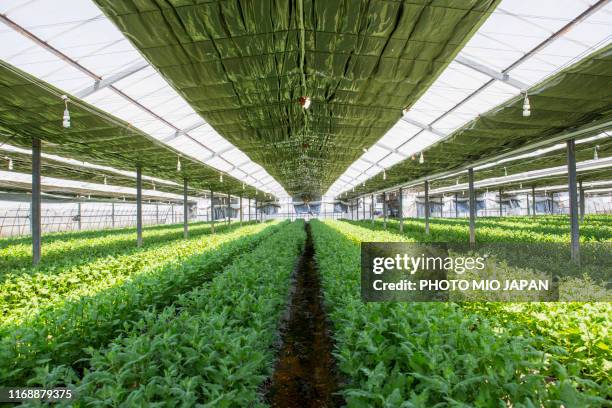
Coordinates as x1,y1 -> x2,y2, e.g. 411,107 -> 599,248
264,222 -> 345,408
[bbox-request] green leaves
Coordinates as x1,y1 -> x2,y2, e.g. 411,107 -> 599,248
71,221 -> 305,405
310,219 -> 611,407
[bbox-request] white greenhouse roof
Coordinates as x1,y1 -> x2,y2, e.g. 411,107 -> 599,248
0,0 -> 289,198
327,0 -> 612,197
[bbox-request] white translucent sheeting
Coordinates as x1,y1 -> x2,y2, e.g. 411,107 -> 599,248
327,0 -> 612,198
0,143 -> 180,187
0,0 -> 288,199
0,171 -> 197,202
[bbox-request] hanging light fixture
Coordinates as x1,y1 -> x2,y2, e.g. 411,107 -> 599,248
176,156 -> 181,172
242,182 -> 245,190
219,173 -> 223,183
6,157 -> 13,171
152,181 -> 156,191
504,167 -> 507,177
520,183 -> 523,189
362,181 -> 365,187
456,178 -> 459,185
419,152 -> 424,164
61,95 -> 71,128
299,96 -> 311,109
383,170 -> 387,180
103,176 -> 107,185
522,92 -> 531,117
594,145 -> 599,160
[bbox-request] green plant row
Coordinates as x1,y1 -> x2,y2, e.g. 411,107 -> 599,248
374,217 -> 612,243
0,221 -> 281,386
310,220 -> 610,407
1,221 -> 223,274
1,221 -> 255,327
47,220 -> 305,407
334,219 -> 611,383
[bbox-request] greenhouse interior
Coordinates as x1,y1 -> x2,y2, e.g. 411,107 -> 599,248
0,0 -> 610,406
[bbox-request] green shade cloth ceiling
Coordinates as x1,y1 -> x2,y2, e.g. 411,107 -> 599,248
94,0 -> 499,199
0,61 -> 270,201
343,43 -> 612,199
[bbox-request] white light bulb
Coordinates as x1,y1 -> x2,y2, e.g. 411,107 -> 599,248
61,95 -> 71,128
8,158 -> 13,171
177,157 -> 181,172
103,176 -> 107,185
522,93 -> 531,117
594,146 -> 599,160
219,173 -> 223,182
504,167 -> 507,176
383,170 -> 386,180
419,152 -> 424,164
242,183 -> 245,190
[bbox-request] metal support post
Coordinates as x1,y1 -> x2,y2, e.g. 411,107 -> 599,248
77,202 -> 82,231
383,192 -> 387,229
499,188 -> 503,217
136,166 -> 143,247
468,168 -> 476,247
239,196 -> 243,225
424,181 -> 430,234
111,202 -> 115,228
32,138 -> 41,265
532,185 -> 537,217
455,192 -> 459,218
211,191 -> 215,233
227,193 -> 231,225
399,187 -> 404,232
371,194 -> 374,223
248,198 -> 251,221
579,180 -> 585,221
567,139 -> 580,263
362,196 -> 366,220
183,179 -> 188,238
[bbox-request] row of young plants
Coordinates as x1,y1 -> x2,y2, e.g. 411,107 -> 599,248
310,220 -> 610,407
380,217 -> 612,243
0,221 -> 282,386
32,220 -> 306,406
336,219 -> 610,380
355,218 -> 611,284
0,221 -> 256,326
0,220 -> 224,274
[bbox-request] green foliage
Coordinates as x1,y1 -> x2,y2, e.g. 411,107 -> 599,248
52,220 -> 305,406
310,219 -> 611,407
0,221 -> 281,386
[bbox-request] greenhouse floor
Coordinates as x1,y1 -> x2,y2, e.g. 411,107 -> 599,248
265,222 -> 344,408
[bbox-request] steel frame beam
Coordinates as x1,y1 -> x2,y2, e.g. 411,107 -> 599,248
455,56 -> 529,90
74,61 -> 149,98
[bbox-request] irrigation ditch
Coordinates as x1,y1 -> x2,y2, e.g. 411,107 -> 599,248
264,222 -> 345,407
